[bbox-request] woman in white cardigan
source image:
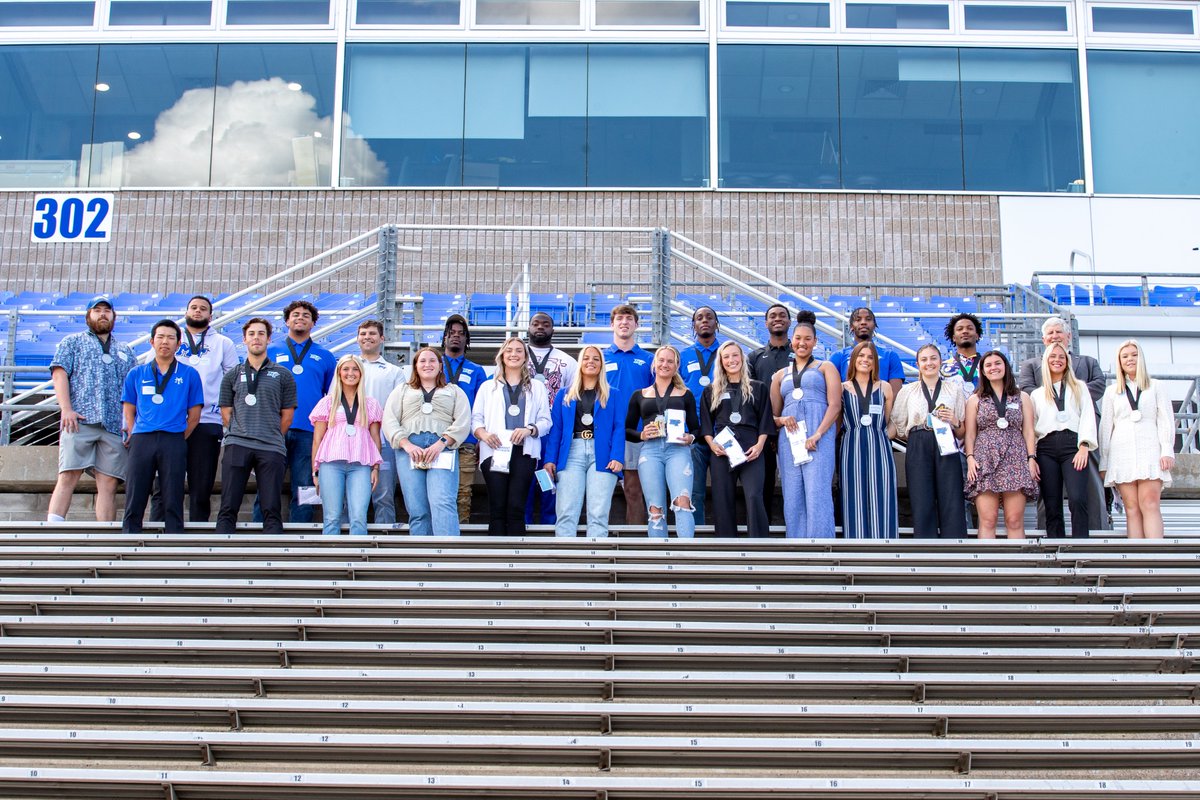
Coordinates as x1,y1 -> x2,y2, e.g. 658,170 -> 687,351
1030,344 -> 1098,538
1099,339 -> 1176,539
472,337 -> 553,536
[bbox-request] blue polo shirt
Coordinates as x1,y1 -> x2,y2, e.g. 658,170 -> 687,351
121,360 -> 205,434
603,343 -> 653,408
267,337 -> 335,433
678,338 -> 723,414
830,341 -> 906,384
443,354 -> 486,445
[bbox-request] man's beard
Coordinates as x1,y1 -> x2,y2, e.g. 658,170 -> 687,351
185,315 -> 209,331
529,332 -> 552,347
87,317 -> 113,335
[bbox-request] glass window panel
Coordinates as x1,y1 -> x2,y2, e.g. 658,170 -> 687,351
463,45 -> 585,186
342,43 -> 464,186
89,44 -> 217,186
846,2 -> 948,28
210,44 -> 335,186
1088,49 -> 1200,194
0,44 -> 97,187
717,45 -> 840,188
108,0 -> 211,24
476,0 -> 578,24
960,48 -> 1082,192
355,0 -> 459,24
725,1 -> 829,28
0,1 -> 94,25
1091,6 -> 1193,34
586,44 -> 707,186
963,4 -> 1067,31
595,0 -> 700,26
838,46 -> 961,189
226,0 -> 329,24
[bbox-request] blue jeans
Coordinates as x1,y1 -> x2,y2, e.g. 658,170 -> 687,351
318,461 -> 373,536
254,428 -> 314,524
554,437 -> 618,538
394,432 -> 460,537
371,439 -> 398,526
639,438 -> 695,539
690,441 -> 710,525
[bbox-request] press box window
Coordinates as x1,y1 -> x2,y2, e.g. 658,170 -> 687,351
1091,6 -> 1194,34
726,0 -> 830,28
964,4 -> 1068,31
108,0 -> 212,24
0,0 -> 95,25
846,2 -> 950,29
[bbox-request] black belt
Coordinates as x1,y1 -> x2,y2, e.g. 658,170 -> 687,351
575,431 -> 594,440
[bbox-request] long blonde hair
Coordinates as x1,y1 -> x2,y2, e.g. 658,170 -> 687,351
563,345 -> 611,406
709,341 -> 753,412
493,336 -> 532,390
1039,343 -> 1085,406
328,354 -> 368,427
651,345 -> 687,392
1113,339 -> 1151,393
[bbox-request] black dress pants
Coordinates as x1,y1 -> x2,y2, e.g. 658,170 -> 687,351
761,437 -> 779,524
481,444 -> 536,536
904,429 -> 967,539
216,443 -> 286,535
1036,429 -> 1091,538
151,422 -> 223,523
123,431 -> 187,533
709,451 -> 769,538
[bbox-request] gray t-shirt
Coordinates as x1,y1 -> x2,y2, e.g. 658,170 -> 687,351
219,361 -> 297,456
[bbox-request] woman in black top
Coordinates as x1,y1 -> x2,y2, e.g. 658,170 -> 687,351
701,341 -> 774,538
625,345 -> 701,538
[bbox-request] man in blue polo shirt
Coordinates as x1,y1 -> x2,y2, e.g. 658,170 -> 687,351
120,319 -> 205,533
829,307 -> 906,395
604,304 -> 653,525
678,306 -> 722,526
441,314 -> 486,525
264,299 -> 335,523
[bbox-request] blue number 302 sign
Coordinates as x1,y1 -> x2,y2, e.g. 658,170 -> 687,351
30,194 -> 114,243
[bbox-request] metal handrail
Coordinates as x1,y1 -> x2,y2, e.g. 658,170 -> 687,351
1031,269 -> 1200,308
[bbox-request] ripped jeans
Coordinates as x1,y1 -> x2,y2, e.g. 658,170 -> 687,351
637,437 -> 695,539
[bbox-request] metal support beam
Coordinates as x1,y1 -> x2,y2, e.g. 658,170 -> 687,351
651,228 -> 672,346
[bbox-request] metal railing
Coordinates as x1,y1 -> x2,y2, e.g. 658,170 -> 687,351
1031,270 -> 1200,308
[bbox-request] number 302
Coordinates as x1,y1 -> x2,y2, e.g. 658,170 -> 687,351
30,194 -> 113,242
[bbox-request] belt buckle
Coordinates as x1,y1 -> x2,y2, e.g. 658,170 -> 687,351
580,430 -> 594,440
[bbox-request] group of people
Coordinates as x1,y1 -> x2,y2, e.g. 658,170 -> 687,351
48,295 -> 1177,539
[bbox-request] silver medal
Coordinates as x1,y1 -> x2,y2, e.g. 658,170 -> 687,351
421,402 -> 434,415
965,382 -> 976,393
699,376 -> 711,387
101,354 -> 114,364
507,404 -> 521,417
188,354 -> 200,365
345,425 -> 358,437
581,413 -> 594,425
1056,410 -> 1069,423
1130,410 -> 1143,422
534,374 -> 546,383
791,387 -> 803,400
859,414 -> 871,426
151,394 -> 164,405
730,412 -> 742,424
244,394 -> 257,407
292,364 -> 304,375
996,417 -> 1009,430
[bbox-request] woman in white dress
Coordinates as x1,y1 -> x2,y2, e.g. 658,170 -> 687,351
1098,339 -> 1176,539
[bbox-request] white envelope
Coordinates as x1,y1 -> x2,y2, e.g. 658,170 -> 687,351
491,443 -> 513,473
714,427 -> 747,467
430,450 -> 455,470
786,420 -> 813,466
930,416 -> 959,456
296,486 -> 322,506
665,408 -> 688,444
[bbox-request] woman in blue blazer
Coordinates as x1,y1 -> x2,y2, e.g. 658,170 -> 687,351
543,345 -> 625,537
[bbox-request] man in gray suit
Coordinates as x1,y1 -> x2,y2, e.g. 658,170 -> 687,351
1018,316 -> 1111,531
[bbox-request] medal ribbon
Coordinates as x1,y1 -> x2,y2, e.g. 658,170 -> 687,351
985,383 -> 1007,423
578,388 -> 597,428
1125,385 -> 1141,413
184,328 -> 209,358
694,345 -> 717,380
791,356 -> 814,393
727,383 -> 744,425
955,353 -> 979,384
1052,381 -> 1067,413
340,393 -> 360,429
444,356 -> 466,385
852,377 -> 873,418
286,338 -> 312,368
528,347 -> 552,377
503,381 -> 523,420
153,360 -> 177,398
921,378 -> 943,414
244,361 -> 267,399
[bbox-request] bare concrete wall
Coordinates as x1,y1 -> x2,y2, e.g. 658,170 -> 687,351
0,190 -> 1001,295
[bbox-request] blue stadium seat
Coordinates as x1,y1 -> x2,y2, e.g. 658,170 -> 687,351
529,293 -> 570,326
12,291 -> 61,309
1102,285 -> 1144,306
1149,286 -> 1198,307
1052,284 -> 1100,306
469,293 -> 508,325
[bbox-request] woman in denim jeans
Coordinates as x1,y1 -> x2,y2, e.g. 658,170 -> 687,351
309,355 -> 383,535
625,346 -> 700,538
543,346 -> 624,537
382,347 -> 472,536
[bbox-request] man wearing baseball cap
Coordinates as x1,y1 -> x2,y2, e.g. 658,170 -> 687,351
47,295 -> 137,522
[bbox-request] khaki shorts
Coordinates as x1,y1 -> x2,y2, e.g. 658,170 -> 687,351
59,423 -> 127,480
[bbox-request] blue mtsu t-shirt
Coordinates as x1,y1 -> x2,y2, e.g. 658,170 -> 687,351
830,341 -> 906,383
267,337 -> 336,433
443,355 -> 486,445
122,360 -> 205,434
